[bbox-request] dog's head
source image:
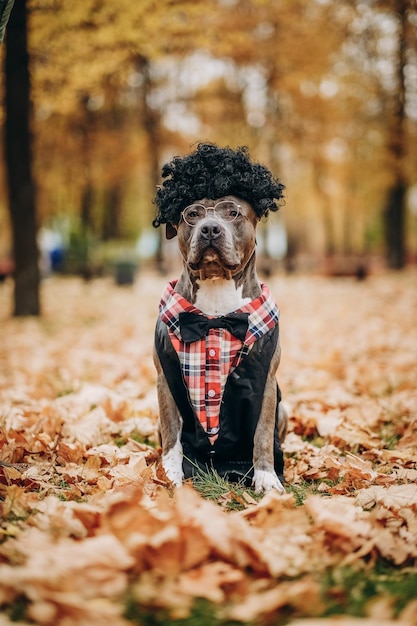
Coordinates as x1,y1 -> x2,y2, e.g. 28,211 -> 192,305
152,144 -> 285,267
173,195 -> 258,280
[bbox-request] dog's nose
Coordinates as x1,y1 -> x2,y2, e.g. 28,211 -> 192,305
201,221 -> 221,240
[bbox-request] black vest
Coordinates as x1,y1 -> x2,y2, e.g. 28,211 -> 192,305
155,318 -> 284,485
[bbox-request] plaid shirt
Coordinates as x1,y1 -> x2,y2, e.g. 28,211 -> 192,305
159,280 -> 279,441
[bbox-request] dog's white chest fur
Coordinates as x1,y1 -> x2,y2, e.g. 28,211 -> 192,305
195,278 -> 251,315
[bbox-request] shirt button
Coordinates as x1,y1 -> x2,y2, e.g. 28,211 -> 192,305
209,349 -> 216,357
208,389 -> 216,398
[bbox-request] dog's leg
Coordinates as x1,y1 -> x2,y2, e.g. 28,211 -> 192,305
160,430 -> 183,487
154,348 -> 184,487
278,402 -> 288,442
252,345 -> 286,494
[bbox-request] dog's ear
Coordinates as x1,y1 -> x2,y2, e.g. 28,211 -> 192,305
166,223 -> 177,240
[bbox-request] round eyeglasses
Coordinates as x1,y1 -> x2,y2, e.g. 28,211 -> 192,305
181,200 -> 242,227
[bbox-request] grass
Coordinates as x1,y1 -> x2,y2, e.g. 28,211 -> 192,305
5,594 -> 30,622
114,429 -> 157,448
189,461 -> 262,511
190,461 -> 336,509
378,423 -> 402,450
285,479 -> 333,506
321,565 -> 417,618
124,597 -> 244,626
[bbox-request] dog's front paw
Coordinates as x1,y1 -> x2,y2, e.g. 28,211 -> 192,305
253,469 -> 285,494
162,443 -> 184,487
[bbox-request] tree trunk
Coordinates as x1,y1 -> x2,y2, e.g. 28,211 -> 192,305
102,183 -> 122,240
383,0 -> 408,269
137,55 -> 164,271
385,181 -> 406,269
314,162 -> 335,258
4,0 -> 40,315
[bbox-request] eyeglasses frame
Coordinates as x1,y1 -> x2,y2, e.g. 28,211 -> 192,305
180,200 -> 243,227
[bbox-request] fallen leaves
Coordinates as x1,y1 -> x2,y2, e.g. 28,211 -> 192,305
0,270 -> 417,624
357,484 -> 417,511
0,525 -> 134,625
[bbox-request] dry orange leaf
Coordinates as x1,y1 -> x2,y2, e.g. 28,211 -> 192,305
0,272 -> 416,623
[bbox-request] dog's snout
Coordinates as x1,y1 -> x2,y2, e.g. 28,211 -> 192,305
201,221 -> 221,240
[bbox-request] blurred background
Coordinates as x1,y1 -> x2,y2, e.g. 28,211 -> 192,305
0,0 -> 416,315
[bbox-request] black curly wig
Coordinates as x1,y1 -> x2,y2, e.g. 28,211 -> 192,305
152,143 -> 285,231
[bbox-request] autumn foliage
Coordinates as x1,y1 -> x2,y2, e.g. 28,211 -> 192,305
1,0 -> 417,267
0,270 -> 416,625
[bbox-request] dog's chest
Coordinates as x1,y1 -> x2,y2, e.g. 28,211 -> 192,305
194,279 -> 251,315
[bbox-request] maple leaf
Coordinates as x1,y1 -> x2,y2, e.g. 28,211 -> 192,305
305,495 -> 373,554
356,484 -> 417,511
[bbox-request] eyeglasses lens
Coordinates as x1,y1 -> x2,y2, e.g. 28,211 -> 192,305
214,201 -> 240,221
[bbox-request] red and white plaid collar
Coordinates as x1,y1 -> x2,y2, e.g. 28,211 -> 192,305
159,280 -> 279,441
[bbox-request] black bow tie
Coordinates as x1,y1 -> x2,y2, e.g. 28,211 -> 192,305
178,311 -> 249,344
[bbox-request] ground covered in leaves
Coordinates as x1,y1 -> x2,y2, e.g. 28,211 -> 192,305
0,269 -> 416,626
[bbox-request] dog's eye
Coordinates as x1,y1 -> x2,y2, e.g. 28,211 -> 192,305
215,201 -> 241,221
182,205 -> 205,225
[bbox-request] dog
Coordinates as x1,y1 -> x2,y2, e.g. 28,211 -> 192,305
152,144 -> 287,493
